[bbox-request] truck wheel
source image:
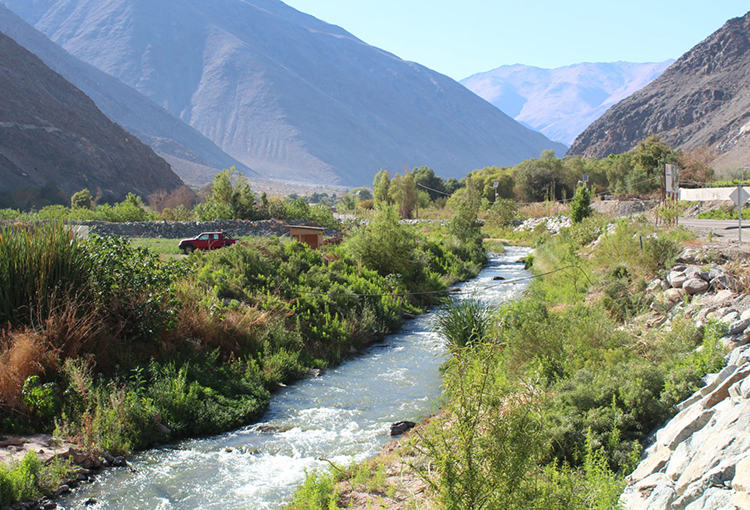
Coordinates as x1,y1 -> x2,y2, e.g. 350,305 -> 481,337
222,241 -> 231,247
183,244 -> 194,254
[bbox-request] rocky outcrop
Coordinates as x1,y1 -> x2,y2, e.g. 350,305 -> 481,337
3,0 -> 566,186
0,29 -> 184,200
568,12 -> 750,172
622,249 -> 750,510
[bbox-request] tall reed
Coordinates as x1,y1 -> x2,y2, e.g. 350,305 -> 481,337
0,222 -> 92,328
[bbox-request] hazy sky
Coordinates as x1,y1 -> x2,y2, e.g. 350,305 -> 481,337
282,0 -> 749,80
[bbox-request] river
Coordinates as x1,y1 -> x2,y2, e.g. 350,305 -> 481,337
58,247 -> 531,510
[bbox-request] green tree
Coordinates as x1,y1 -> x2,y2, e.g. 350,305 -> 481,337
411,166 -> 447,201
345,203 -> 416,277
373,170 -> 391,206
632,135 -> 679,179
70,189 -> 93,210
569,185 -> 592,223
200,168 -> 257,220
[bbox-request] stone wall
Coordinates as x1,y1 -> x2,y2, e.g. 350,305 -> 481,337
69,219 -> 340,239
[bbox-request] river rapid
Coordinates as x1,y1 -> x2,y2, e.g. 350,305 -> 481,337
58,247 -> 531,510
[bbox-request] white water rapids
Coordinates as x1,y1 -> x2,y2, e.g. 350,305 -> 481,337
58,247 -> 531,509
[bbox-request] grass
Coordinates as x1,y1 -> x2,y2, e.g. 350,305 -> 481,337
0,451 -> 73,506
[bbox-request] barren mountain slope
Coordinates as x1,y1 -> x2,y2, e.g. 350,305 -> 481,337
0,4 -> 252,186
3,0 -> 566,186
0,29 -> 183,199
568,11 -> 750,170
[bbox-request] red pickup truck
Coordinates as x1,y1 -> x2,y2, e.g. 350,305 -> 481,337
178,232 -> 238,254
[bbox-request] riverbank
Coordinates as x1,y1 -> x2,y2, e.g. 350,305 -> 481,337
287,215 -> 750,510
34,250 -> 528,509
0,205 -> 487,507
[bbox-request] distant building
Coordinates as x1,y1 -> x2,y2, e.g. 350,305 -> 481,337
284,225 -> 327,249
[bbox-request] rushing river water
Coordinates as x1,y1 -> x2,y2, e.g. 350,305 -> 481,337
58,247 -> 531,510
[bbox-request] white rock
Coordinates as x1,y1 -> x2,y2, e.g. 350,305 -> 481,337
684,278 -> 710,295
669,271 -> 688,288
728,318 -> 750,336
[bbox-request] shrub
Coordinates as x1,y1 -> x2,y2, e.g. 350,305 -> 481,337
569,185 -> 592,224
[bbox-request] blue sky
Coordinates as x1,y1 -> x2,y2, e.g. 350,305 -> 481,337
283,0 -> 749,80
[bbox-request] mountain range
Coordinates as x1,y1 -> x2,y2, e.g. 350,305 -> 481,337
0,4 -> 253,187
0,27 -> 183,200
461,61 -> 673,146
2,0 -> 566,186
568,11 -> 750,171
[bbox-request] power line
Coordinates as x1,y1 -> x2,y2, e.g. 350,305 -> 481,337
416,182 -> 452,197
281,265 -> 592,299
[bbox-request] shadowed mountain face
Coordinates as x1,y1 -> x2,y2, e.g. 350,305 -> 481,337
3,0 -> 566,186
0,29 -> 184,199
461,61 -> 673,146
568,12 -> 750,170
0,4 -> 253,187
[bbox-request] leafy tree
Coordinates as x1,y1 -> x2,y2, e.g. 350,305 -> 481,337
200,168 -> 257,219
373,170 -> 391,205
444,177 -> 462,195
411,166 -> 447,201
71,189 -> 93,210
487,199 -> 519,228
569,185 -> 593,223
513,155 -> 572,202
632,135 -> 679,179
345,203 -> 416,278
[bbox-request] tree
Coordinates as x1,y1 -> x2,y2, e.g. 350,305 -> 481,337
373,170 -> 391,205
632,135 -> 679,178
411,167 -> 447,201
345,203 -> 417,277
569,185 -> 592,223
71,189 -> 93,210
513,156 -> 572,202
200,167 -> 257,219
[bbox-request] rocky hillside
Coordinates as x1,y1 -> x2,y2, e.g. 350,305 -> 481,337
461,61 -> 672,146
568,12 -> 750,170
622,250 -> 750,509
2,0 -> 566,186
0,4 -> 251,186
0,29 -> 183,199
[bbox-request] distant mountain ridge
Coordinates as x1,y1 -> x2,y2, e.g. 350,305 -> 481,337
0,4 -> 253,187
568,12 -> 750,170
461,61 -> 673,146
2,0 -> 566,186
0,28 -> 184,199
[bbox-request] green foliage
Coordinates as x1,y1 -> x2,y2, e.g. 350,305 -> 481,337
569,185 -> 592,224
0,451 -> 71,506
70,188 -> 93,210
632,135 -> 680,179
345,204 -> 418,278
373,170 -> 391,206
435,299 -> 492,349
198,168 -> 258,220
0,222 -> 92,328
486,198 -> 518,228
21,376 -> 62,423
288,469 -> 340,510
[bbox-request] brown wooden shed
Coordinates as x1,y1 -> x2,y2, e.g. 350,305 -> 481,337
284,225 -> 327,249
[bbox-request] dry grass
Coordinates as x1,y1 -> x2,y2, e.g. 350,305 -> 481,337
169,283 -> 273,358
0,331 -> 45,408
519,201 -> 569,219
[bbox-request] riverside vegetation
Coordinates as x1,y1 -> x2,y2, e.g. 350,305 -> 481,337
0,202 -> 485,506
286,216 -> 729,510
